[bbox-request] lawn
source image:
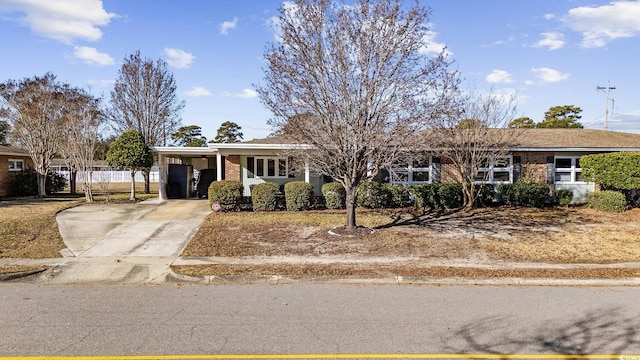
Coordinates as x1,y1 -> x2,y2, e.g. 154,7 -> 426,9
174,206 -> 640,277
0,182 -> 158,274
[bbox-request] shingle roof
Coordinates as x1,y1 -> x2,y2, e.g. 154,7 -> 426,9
514,129 -> 640,149
0,145 -> 29,156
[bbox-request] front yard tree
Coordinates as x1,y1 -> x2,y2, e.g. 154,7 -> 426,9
257,0 -> 458,229
508,117 -> 535,128
106,50 -> 184,193
0,73 -> 68,197
172,125 -> 207,147
432,89 -> 519,208
59,88 -> 102,202
212,121 -> 243,143
536,105 -> 583,128
106,130 -> 154,201
0,120 -> 9,145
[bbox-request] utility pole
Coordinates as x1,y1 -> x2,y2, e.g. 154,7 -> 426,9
596,82 -> 616,130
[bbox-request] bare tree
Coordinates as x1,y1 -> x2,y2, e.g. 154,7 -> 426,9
431,89 -> 520,208
0,73 -> 68,197
59,88 -> 102,203
106,50 -> 184,193
257,0 -> 458,229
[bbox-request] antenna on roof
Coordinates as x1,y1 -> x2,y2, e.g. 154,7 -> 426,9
596,81 -> 616,131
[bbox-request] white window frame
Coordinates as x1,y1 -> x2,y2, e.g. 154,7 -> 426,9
247,156 -> 288,179
474,155 -> 513,184
390,157 -> 432,185
554,156 -> 585,184
8,159 -> 24,172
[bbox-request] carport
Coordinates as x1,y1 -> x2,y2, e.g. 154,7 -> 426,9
152,146 -> 220,201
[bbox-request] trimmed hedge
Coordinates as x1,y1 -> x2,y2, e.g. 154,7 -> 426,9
555,189 -> 573,207
357,182 -> 390,208
438,183 -> 463,209
383,184 -> 412,208
251,182 -> 280,211
322,182 -> 346,210
499,181 -> 549,208
408,184 -> 439,210
587,190 -> 626,213
208,180 -> 243,211
285,181 -> 314,211
8,169 -> 67,196
473,185 -> 496,208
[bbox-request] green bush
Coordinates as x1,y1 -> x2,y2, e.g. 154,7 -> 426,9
437,183 -> 463,209
587,190 -> 626,213
408,184 -> 440,210
473,185 -> 495,208
322,182 -> 346,210
499,180 -> 549,208
251,182 -> 280,211
208,180 -> 243,211
285,181 -> 314,211
357,182 -> 390,208
8,169 -> 67,196
555,189 -> 574,207
383,184 -> 412,208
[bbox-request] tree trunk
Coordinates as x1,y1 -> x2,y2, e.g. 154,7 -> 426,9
130,170 -> 136,201
36,172 -> 47,198
143,168 -> 150,194
70,170 -> 77,195
345,185 -> 358,229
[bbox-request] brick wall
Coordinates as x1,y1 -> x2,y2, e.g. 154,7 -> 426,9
440,158 -> 462,183
0,155 -> 33,197
224,155 -> 241,181
514,151 -> 552,184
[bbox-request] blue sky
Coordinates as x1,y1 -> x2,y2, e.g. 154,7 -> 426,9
0,0 -> 639,141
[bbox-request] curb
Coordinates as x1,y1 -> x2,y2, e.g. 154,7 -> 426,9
0,268 -> 48,282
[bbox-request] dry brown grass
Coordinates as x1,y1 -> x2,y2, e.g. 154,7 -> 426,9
0,264 -> 47,275
182,206 -> 640,266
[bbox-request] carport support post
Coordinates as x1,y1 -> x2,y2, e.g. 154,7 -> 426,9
158,153 -> 167,201
304,161 -> 310,183
216,152 -> 222,181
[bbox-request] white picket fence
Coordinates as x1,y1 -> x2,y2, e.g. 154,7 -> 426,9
56,170 -> 160,183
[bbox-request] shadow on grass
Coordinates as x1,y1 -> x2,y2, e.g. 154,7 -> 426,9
447,307 -> 640,355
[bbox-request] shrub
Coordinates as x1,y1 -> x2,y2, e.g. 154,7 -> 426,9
555,189 -> 574,207
8,169 -> 67,196
208,180 -> 243,211
587,190 -> 626,213
499,180 -> 549,208
322,182 -> 345,210
383,184 -> 412,208
437,183 -> 463,209
285,181 -> 314,211
251,182 -> 280,211
357,182 -> 390,208
408,184 -> 440,210
473,184 -> 495,208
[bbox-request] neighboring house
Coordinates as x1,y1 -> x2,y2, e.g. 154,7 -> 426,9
152,129 -> 640,202
0,145 -> 33,197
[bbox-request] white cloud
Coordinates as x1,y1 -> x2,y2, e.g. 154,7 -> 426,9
533,32 -> 565,50
185,87 -> 211,97
0,0 -> 115,44
164,48 -> 194,68
485,69 -> 514,84
531,67 -> 570,82
72,46 -> 114,66
87,79 -> 115,87
219,17 -> 238,35
544,13 -> 556,20
563,1 -> 640,48
418,29 -> 451,57
224,88 -> 258,99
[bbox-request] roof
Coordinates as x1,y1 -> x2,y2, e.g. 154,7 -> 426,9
0,145 -> 29,157
514,129 -> 640,150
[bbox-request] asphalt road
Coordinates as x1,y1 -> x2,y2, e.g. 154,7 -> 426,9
2,284 -> 640,358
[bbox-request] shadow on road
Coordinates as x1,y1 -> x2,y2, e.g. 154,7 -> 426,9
447,306 -> 640,355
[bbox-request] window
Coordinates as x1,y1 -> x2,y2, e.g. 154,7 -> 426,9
8,159 -> 24,172
246,157 -> 288,178
390,158 -> 431,184
555,156 -> 584,183
475,156 -> 512,184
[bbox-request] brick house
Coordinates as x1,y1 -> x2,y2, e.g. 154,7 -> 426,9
152,129 -> 640,202
0,145 -> 33,197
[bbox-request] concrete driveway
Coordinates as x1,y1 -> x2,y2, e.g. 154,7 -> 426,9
44,198 -> 211,284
